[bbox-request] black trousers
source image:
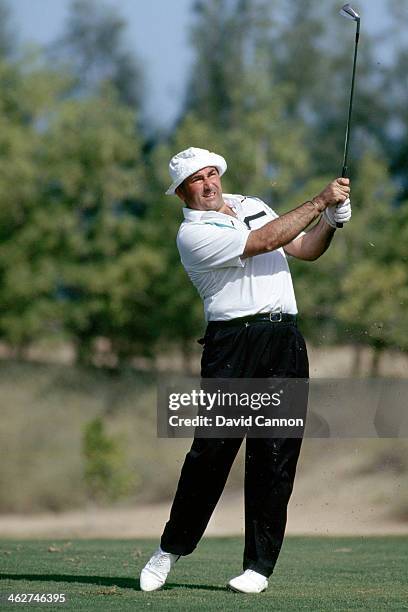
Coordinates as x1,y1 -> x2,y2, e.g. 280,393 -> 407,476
160,319 -> 309,578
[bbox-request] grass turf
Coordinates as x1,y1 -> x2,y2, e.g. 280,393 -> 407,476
0,537 -> 407,610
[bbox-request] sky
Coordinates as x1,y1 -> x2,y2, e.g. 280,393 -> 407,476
10,0 -> 399,129
11,0 -> 195,128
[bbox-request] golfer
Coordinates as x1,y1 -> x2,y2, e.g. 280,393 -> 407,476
140,147 -> 351,593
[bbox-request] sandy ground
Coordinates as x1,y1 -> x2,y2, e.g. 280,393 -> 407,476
1,490 -> 407,540
0,344 -> 407,539
2,439 -> 407,539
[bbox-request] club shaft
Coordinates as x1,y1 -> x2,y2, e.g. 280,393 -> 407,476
342,22 -> 360,177
338,20 -> 360,228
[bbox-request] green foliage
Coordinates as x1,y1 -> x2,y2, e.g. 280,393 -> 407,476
82,417 -> 133,503
186,0 -> 262,124
0,59 -> 68,350
335,154 -> 408,355
338,261 -> 408,348
0,55 -> 159,362
0,0 -> 407,365
186,0 -> 387,178
290,153 -> 407,360
42,92 -> 163,362
333,166 -> 407,354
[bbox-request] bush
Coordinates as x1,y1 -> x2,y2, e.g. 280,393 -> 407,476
82,417 -> 133,503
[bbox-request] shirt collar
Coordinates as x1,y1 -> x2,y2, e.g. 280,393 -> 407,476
182,194 -> 246,222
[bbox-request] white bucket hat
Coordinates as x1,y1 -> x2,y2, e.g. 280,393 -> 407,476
165,147 -> 227,195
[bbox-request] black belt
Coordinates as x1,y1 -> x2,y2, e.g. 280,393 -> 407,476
208,312 -> 297,328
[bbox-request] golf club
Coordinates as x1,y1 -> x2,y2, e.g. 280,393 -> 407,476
337,3 -> 360,228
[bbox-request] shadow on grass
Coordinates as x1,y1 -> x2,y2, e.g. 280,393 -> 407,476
0,574 -> 136,589
164,583 -> 226,592
0,574 -> 226,592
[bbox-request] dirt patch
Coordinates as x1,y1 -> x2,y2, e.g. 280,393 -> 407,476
0,489 -> 407,539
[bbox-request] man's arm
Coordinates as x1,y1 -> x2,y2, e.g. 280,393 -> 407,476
283,216 -> 335,261
242,178 -> 350,259
284,197 -> 352,260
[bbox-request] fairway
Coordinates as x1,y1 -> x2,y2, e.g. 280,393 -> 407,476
1,537 -> 407,610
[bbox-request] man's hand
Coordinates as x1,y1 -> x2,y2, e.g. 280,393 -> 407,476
312,178 -> 350,212
242,177 -> 351,258
323,198 -> 352,228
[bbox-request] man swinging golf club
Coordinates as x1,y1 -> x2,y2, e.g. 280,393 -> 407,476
139,146 -> 352,593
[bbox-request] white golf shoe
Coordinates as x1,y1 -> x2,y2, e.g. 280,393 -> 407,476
228,569 -> 268,593
140,547 -> 180,592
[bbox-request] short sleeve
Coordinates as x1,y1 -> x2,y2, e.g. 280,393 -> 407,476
177,222 -> 251,271
259,200 -> 279,221
260,199 -> 305,242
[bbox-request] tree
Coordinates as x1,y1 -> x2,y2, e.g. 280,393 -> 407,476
264,0 -> 389,177
0,0 -> 13,59
40,90 -> 156,364
381,2 -> 408,201
48,0 -> 143,108
0,54 -> 158,365
184,0 -> 387,179
185,0 -> 262,126
0,59 -> 70,353
290,151 -> 407,373
335,153 -> 408,373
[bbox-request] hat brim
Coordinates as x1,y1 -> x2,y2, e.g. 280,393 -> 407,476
165,154 -> 227,195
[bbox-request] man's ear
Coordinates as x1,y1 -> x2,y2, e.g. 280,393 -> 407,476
175,185 -> 186,202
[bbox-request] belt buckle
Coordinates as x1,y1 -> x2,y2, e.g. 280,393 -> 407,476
269,311 -> 282,322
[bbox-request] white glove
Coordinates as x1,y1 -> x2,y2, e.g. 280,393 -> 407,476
323,198 -> 352,228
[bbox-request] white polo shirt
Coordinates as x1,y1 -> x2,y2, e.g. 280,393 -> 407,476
176,194 -> 300,321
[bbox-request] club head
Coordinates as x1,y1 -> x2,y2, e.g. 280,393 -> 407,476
339,3 -> 360,21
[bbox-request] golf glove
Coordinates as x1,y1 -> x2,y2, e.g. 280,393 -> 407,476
323,198 -> 352,228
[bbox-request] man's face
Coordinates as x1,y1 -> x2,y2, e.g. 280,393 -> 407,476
176,166 -> 224,211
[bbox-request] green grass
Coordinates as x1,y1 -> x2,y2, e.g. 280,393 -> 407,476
1,537 -> 407,610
